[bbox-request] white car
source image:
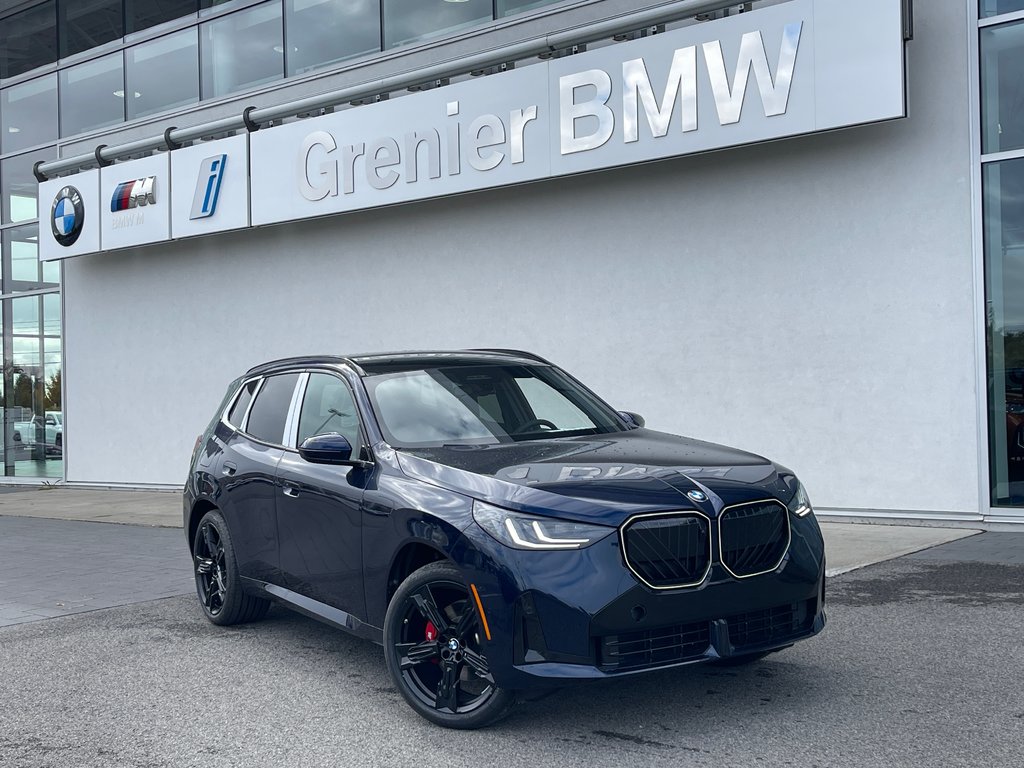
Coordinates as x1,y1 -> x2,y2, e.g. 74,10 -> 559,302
13,412 -> 62,455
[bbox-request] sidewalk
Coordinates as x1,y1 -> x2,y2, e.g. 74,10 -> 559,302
0,486 -> 981,576
0,486 -> 181,527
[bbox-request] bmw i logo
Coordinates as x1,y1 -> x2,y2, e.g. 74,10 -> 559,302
687,490 -> 708,503
51,186 -> 84,247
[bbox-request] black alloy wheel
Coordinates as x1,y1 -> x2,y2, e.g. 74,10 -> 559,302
384,562 -> 515,729
192,510 -> 269,626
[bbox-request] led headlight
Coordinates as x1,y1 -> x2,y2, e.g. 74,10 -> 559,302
788,481 -> 814,518
472,500 -> 614,550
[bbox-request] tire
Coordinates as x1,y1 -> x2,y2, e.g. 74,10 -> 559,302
192,509 -> 269,626
383,561 -> 515,729
712,650 -> 772,667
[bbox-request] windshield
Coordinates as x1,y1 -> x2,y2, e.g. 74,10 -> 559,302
362,363 -> 626,447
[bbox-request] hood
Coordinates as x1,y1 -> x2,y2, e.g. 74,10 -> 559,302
395,429 -> 796,527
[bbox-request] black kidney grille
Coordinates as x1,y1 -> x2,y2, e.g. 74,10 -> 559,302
623,514 -> 710,588
598,621 -> 711,672
719,501 -> 789,578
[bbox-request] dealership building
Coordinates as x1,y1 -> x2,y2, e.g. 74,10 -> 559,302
0,0 -> 1021,528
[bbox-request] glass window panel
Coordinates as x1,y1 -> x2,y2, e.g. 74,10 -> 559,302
11,296 -> 40,339
497,0 -> 562,17
980,1 -> 1024,18
985,157 -> 1024,505
201,0 -> 248,11
1,75 -> 58,155
297,372 -> 360,450
383,0 -> 490,48
245,373 -> 298,444
42,258 -> 60,284
981,20 -> 1024,155
200,2 -> 283,99
2,149 -> 55,224
4,224 -> 57,292
44,340 -> 62,368
0,2 -> 57,80
286,0 -> 380,76
126,28 -> 200,119
43,293 -> 60,337
227,379 -> 258,428
127,0 -> 198,34
59,52 -> 125,137
59,0 -> 124,58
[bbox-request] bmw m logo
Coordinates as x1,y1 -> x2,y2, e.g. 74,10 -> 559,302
110,176 -> 156,211
51,186 -> 84,247
687,490 -> 708,503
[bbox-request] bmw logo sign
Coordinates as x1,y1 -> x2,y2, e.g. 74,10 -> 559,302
51,186 -> 85,247
687,490 -> 708,503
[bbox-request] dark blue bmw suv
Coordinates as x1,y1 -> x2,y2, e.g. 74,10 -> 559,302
184,350 -> 826,728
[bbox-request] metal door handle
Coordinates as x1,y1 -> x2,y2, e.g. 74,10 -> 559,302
222,462 -> 237,476
282,485 -> 300,498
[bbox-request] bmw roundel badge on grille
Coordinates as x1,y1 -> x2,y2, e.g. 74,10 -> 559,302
51,186 -> 84,247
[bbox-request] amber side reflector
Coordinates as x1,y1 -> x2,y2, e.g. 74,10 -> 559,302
469,583 -> 492,642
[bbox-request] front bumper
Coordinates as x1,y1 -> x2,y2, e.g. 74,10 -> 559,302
454,512 -> 826,689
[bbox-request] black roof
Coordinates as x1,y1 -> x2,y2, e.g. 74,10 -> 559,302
245,349 -> 551,376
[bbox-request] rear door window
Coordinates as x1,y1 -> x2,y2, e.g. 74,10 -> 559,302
245,373 -> 299,445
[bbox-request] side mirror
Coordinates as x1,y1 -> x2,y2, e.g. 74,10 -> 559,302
618,411 -> 645,429
299,433 -> 357,465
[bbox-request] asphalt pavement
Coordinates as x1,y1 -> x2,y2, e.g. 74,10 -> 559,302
0,509 -> 1021,767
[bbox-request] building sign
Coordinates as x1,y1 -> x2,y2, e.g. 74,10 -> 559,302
39,135 -> 247,260
38,0 -> 905,260
251,0 -> 904,226
40,169 -> 100,259
170,134 -> 250,239
100,154 -> 169,251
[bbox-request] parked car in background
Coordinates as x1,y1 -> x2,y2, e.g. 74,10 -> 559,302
13,411 -> 62,456
184,350 -> 826,729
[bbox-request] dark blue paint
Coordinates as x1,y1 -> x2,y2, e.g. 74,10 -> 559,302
184,351 -> 826,691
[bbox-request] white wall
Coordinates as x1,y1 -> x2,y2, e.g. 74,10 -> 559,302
63,2 -> 979,514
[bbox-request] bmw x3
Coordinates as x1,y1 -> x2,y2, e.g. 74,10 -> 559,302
184,350 -> 826,729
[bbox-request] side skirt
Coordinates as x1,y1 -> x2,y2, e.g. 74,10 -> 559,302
241,576 -> 383,644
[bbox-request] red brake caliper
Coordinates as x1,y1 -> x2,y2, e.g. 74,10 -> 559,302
425,621 -> 439,664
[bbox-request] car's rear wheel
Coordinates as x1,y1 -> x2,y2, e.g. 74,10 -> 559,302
192,509 -> 269,626
383,562 -> 515,729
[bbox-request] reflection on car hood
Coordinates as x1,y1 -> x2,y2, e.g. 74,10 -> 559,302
395,429 -> 794,526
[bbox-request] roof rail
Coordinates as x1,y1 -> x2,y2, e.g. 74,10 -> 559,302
469,349 -> 554,365
245,355 -> 350,375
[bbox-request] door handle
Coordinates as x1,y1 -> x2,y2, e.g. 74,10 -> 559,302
282,484 -> 300,498
222,462 -> 237,476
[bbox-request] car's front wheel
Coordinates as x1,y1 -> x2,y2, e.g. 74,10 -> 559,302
192,509 -> 269,626
383,562 -> 515,729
